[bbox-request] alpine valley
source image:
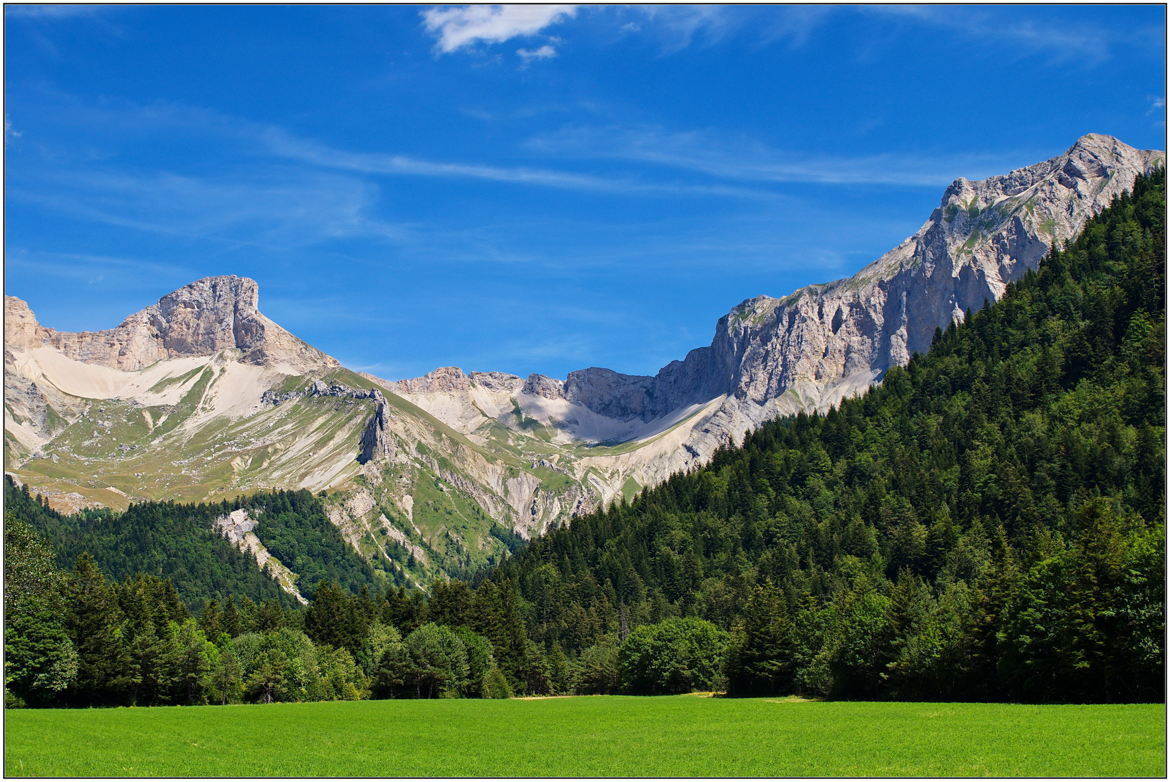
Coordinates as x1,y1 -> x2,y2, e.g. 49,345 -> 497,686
4,133 -> 1163,591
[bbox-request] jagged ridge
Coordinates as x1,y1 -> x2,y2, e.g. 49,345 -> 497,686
4,133 -> 1164,587
5,275 -> 336,373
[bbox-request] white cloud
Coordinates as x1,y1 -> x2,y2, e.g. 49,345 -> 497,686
6,250 -> 193,286
9,167 -> 411,249
1148,96 -> 1166,125
527,125 -> 1041,187
259,126 -> 776,200
421,5 -> 577,54
861,6 -> 1113,64
5,115 -> 22,142
4,4 -> 108,20
517,44 -> 558,62
600,6 -> 829,57
417,6 -> 828,62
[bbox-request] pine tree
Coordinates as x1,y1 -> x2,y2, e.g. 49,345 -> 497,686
64,554 -> 131,705
725,582 -> 798,696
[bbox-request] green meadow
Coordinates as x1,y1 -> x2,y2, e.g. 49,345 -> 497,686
5,696 -> 1164,778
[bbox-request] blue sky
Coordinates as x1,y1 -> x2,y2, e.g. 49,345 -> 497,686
5,4 -> 1165,380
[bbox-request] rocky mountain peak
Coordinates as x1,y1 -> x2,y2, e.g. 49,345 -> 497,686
554,135 -> 1163,423
146,275 -> 264,360
5,274 -> 336,372
4,135 -> 1163,579
522,373 -> 565,399
4,296 -> 44,353
1069,132 -> 1126,155
393,366 -> 472,394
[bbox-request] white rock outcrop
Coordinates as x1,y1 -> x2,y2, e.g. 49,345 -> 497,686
214,509 -> 308,604
5,275 -> 335,374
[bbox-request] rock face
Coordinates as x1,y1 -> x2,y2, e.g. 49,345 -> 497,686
5,275 -> 336,373
5,133 -> 1164,586
388,134 -> 1165,512
357,390 -> 394,465
543,133 -> 1165,422
213,509 -> 308,604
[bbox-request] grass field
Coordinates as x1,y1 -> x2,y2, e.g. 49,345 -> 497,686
5,696 -> 1165,777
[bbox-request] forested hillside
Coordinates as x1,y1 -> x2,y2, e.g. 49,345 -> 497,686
5,173 -> 1163,708
4,480 -> 381,606
483,170 -> 1166,703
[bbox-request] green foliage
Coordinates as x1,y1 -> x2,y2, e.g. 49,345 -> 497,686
229,627 -> 368,704
304,580 -> 371,653
64,554 -> 133,705
725,581 -> 798,696
246,490 -> 381,599
480,663 -> 514,699
5,174 -> 1163,711
618,617 -> 728,694
453,626 -> 496,697
484,171 -> 1166,703
355,621 -> 402,678
3,516 -> 78,706
574,637 -> 621,694
4,481 -> 380,607
403,623 -> 469,698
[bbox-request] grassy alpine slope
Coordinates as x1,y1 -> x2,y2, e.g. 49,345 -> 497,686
5,696 -> 1164,778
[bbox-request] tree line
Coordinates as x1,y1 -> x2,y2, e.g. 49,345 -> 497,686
4,481 -> 385,606
5,523 -> 703,706
5,522 -> 518,707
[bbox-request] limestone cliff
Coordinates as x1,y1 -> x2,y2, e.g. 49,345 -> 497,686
5,275 -> 336,374
392,134 -> 1165,502
552,133 -> 1165,422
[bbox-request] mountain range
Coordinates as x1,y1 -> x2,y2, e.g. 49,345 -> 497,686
4,133 -> 1162,588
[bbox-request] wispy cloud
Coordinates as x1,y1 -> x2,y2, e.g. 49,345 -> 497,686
6,250 -> 192,283
750,6 -> 835,50
862,6 -> 1114,64
526,125 -> 1037,187
421,5 -> 577,54
5,4 -> 110,20
9,166 -> 412,249
417,5 -> 1139,65
631,5 -> 733,54
5,115 -> 22,143
517,44 -> 558,62
259,125 -> 778,200
24,95 -> 773,199
622,5 -> 829,54
6,94 -> 783,259
419,5 -> 829,60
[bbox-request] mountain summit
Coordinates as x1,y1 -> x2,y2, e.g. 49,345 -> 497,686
390,133 -> 1164,485
5,275 -> 335,373
4,134 -> 1163,585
